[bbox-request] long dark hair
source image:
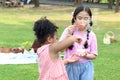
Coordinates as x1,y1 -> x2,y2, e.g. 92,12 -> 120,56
69,5 -> 93,49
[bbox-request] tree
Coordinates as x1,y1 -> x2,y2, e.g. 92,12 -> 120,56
115,0 -> 119,12
74,0 -> 83,6
34,0 -> 39,7
108,0 -> 113,9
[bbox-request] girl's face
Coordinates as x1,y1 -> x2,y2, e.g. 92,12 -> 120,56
74,11 -> 90,30
50,32 -> 58,44
46,32 -> 58,44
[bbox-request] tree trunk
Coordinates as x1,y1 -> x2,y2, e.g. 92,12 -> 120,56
74,0 -> 78,6
108,0 -> 113,9
34,0 -> 39,7
79,0 -> 83,4
74,0 -> 83,6
97,0 -> 101,3
115,0 -> 119,12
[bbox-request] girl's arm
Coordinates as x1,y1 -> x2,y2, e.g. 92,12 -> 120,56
59,25 -> 76,52
84,53 -> 97,59
49,35 -> 81,60
75,32 -> 98,60
59,25 -> 75,41
49,35 -> 81,61
85,32 -> 98,59
76,52 -> 97,59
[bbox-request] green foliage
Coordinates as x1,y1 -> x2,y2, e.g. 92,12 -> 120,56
0,64 -> 38,80
0,5 -> 120,80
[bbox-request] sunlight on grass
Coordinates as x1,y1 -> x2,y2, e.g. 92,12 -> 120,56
92,8 -> 120,22
0,4 -> 120,80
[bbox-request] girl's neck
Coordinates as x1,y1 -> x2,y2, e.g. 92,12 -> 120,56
78,29 -> 87,34
40,41 -> 50,47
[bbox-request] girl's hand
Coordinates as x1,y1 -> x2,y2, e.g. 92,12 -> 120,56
77,38 -> 82,43
73,35 -> 82,43
76,49 -> 87,57
76,52 -> 86,57
67,25 -> 76,37
66,54 -> 79,63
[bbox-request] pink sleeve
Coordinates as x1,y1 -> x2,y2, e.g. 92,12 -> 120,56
90,32 -> 98,55
59,28 -> 68,41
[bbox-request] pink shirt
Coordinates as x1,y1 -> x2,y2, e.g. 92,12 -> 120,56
59,28 -> 98,63
37,44 -> 68,80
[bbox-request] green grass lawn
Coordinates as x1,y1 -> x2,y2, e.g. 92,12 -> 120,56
0,5 -> 120,80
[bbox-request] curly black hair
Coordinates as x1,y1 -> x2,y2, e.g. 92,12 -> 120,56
33,17 -> 58,45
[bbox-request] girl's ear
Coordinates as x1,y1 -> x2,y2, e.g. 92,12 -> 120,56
74,17 -> 77,25
89,18 -> 92,24
47,36 -> 53,43
74,17 -> 76,22
89,18 -> 93,27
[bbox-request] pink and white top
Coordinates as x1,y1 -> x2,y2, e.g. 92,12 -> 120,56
37,44 -> 68,80
59,28 -> 98,63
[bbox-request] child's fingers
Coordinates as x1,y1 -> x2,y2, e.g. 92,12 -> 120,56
70,53 -> 78,58
70,58 -> 79,62
69,54 -> 79,62
67,25 -> 75,35
74,35 -> 82,43
70,53 -> 75,57
77,38 -> 82,43
75,53 -> 81,56
68,28 -> 73,35
74,56 -> 80,62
